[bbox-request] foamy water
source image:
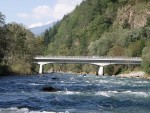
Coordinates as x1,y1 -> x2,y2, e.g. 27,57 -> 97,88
0,107 -> 68,113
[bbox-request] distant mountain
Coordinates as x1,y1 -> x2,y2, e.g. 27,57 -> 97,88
29,22 -> 55,35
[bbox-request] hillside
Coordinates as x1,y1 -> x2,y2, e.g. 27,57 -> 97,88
42,0 -> 150,75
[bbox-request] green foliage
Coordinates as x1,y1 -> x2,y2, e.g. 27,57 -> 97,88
43,22 -> 60,46
9,58 -> 32,74
44,0 -> 120,56
126,40 -> 145,57
0,12 -> 7,61
82,65 -> 97,74
0,21 -> 42,75
108,45 -> 125,56
42,0 -> 150,75
1,0 -> 149,75
0,12 -> 5,26
0,12 -> 10,75
89,28 -> 149,57
0,25 -> 9,60
142,40 -> 150,75
146,17 -> 150,27
4,23 -> 40,74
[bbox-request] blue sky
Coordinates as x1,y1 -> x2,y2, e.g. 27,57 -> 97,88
0,0 -> 83,28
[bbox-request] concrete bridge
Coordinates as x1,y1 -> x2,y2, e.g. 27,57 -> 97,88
34,56 -> 142,75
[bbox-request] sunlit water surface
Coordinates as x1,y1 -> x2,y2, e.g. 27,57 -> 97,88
0,73 -> 150,113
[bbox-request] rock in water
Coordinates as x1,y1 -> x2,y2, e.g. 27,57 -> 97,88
51,77 -> 58,80
83,74 -> 87,76
42,86 -> 58,92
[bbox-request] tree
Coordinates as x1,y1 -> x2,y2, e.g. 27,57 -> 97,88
142,41 -> 150,75
126,40 -> 145,57
0,12 -> 8,63
0,12 -> 5,26
4,23 -> 37,74
0,25 -> 8,61
41,0 -> 150,74
108,45 -> 125,56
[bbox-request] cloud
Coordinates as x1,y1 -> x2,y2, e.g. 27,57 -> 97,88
32,5 -> 51,19
28,22 -> 44,28
18,0 -> 83,27
28,21 -> 53,28
53,0 -> 83,20
53,3 -> 74,20
17,5 -> 52,20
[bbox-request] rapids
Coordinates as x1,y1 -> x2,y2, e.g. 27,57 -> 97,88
0,73 -> 150,113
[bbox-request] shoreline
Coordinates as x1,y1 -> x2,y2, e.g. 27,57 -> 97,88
1,70 -> 150,80
117,71 -> 150,79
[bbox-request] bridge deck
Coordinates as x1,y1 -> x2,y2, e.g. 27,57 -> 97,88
35,56 -> 141,60
34,56 -> 142,74
34,56 -> 142,64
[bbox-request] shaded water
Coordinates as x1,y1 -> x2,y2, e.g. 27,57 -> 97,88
0,73 -> 150,113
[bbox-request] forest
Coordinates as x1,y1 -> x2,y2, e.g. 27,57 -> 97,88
42,0 -> 150,76
0,0 -> 150,76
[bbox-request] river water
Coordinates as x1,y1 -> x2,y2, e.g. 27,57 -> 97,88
0,73 -> 150,113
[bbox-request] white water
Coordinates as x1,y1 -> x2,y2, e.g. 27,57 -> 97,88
0,107 -> 69,113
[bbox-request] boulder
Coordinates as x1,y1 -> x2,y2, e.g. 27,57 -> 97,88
42,86 -> 58,92
51,77 -> 58,80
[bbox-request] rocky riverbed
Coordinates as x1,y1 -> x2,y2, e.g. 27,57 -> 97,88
118,71 -> 146,78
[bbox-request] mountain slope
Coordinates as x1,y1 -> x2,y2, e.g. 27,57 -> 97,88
44,0 -> 150,55
42,0 -> 150,74
29,22 -> 55,35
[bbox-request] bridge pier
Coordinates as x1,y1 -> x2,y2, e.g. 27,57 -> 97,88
39,64 -> 43,74
92,63 -> 110,76
98,66 -> 104,76
38,62 -> 49,74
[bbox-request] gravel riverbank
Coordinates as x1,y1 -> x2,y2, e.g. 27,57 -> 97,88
118,71 -> 146,78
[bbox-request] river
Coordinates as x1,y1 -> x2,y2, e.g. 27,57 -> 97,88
0,73 -> 150,113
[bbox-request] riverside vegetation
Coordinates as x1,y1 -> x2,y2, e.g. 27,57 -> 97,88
1,0 -> 150,77
0,12 -> 45,75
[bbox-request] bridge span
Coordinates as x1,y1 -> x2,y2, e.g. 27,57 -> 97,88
34,56 -> 142,75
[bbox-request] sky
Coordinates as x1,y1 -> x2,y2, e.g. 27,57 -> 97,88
0,0 -> 83,28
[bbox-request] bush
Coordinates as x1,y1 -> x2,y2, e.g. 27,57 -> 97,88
142,44 -> 150,75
